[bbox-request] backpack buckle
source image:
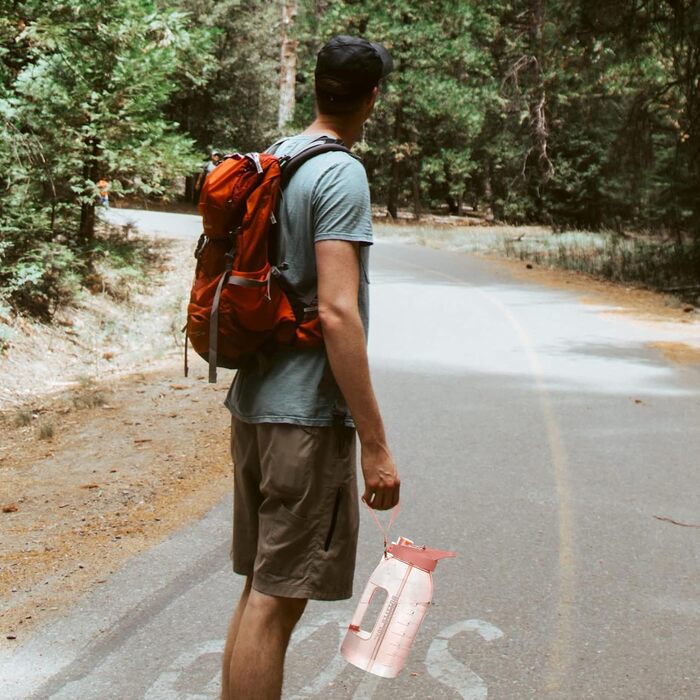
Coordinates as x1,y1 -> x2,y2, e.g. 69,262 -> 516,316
194,234 -> 209,259
245,152 -> 264,174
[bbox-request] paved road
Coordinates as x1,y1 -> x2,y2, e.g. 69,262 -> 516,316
2,211 -> 699,698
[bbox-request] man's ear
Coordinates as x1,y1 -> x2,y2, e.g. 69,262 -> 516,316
365,86 -> 379,117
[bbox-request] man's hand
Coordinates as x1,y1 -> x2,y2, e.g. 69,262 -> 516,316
361,442 -> 400,511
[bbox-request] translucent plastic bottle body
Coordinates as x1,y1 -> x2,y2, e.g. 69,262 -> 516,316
341,537 -> 454,679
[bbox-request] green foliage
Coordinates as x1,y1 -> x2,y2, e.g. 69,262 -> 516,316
296,0 -> 499,216
1,240 -> 81,318
0,0 -> 207,316
2,0 -> 700,322
474,0 -> 700,233
166,0 -> 281,154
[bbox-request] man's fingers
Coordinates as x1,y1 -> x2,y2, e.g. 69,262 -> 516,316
365,484 -> 399,511
374,490 -> 390,511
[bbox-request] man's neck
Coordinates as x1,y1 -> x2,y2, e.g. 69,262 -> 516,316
302,116 -> 362,148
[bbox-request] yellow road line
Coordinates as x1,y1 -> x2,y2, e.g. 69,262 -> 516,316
375,251 -> 576,692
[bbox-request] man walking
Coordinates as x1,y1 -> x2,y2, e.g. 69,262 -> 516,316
195,150 -> 223,196
221,36 -> 400,700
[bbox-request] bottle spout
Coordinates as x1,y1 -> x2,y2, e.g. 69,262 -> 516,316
387,540 -> 456,572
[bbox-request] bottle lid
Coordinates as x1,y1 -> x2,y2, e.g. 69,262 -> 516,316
387,538 -> 456,572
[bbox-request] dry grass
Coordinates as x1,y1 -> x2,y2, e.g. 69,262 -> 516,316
71,377 -> 107,410
35,417 -> 55,440
0,238 -> 193,410
374,221 -> 549,253
502,234 -> 700,305
13,408 -> 33,428
374,222 -> 700,306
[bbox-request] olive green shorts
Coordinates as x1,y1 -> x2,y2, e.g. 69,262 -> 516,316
230,417 -> 359,600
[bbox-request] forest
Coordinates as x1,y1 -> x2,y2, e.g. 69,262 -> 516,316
1,0 -> 700,317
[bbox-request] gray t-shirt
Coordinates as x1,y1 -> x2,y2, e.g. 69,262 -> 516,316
225,134 -> 373,426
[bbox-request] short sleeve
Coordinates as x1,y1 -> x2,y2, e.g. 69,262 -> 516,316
311,158 -> 374,246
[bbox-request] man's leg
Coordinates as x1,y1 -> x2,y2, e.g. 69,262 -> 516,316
220,577 -> 252,700
226,589 -> 307,700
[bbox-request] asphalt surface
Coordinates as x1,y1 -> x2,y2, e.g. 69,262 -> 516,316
2,210 -> 699,699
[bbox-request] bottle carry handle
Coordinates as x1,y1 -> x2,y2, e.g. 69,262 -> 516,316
363,501 -> 400,556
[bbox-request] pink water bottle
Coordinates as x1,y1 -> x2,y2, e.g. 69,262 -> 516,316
341,536 -> 456,678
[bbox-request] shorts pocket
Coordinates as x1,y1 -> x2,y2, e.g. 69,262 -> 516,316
323,487 -> 344,552
257,502 -> 320,580
319,480 -> 358,564
261,424 -> 320,503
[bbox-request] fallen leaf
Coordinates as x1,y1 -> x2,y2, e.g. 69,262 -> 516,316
134,438 -> 152,444
80,483 -> 100,490
653,515 -> 700,528
2,503 -> 18,513
170,384 -> 188,390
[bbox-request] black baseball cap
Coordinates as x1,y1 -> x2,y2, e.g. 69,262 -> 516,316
315,35 -> 393,99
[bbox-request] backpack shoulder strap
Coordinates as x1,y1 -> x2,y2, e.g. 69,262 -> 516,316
267,138 -> 357,268
279,137 -> 357,189
265,137 -> 289,156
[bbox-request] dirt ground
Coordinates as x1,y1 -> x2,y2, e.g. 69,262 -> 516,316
1,225 -> 698,648
0,364 -> 231,646
0,236 -> 234,646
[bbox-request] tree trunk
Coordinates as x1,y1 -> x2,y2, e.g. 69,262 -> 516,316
387,161 -> 400,219
278,0 -> 298,130
412,169 -> 421,220
528,0 -> 553,186
387,102 -> 403,219
78,136 -> 100,244
484,160 -> 493,209
79,201 -> 96,243
185,175 -> 196,203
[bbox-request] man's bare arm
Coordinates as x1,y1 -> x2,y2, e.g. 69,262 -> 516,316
315,239 -> 400,510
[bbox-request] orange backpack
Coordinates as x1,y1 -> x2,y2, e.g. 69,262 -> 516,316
186,138 -> 351,382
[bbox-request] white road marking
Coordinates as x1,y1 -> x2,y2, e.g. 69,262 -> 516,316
141,610 -> 502,700
143,638 -> 224,700
425,619 -> 504,700
287,610 -> 348,699
372,252 -> 577,690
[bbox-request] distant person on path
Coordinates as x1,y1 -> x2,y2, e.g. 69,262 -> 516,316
195,150 -> 223,195
97,178 -> 110,209
220,36 -> 400,700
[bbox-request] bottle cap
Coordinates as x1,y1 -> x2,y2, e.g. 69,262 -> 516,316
387,539 -> 456,572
